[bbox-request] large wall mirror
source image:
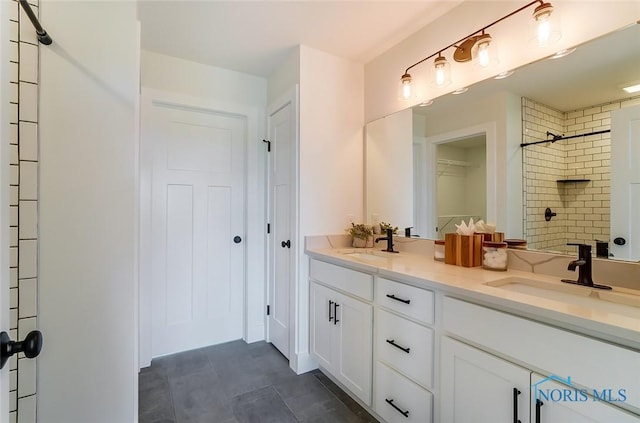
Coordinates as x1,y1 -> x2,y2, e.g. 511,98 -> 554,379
365,23 -> 640,261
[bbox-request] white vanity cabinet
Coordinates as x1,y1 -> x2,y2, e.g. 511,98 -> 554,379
374,277 -> 435,422
309,259 -> 373,406
531,374 -> 640,423
442,296 -> 640,422
441,336 -> 531,423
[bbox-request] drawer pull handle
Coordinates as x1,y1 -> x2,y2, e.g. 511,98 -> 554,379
535,399 -> 543,423
513,388 -> 521,423
334,303 -> 340,325
386,294 -> 410,304
385,398 -> 409,418
386,339 -> 410,354
328,300 -> 334,322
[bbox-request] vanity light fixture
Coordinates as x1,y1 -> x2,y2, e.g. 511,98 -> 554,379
532,1 -> 561,46
399,0 -> 559,99
434,54 -> 451,86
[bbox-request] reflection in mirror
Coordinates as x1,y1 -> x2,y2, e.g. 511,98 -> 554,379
436,136 -> 486,239
364,23 -> 640,261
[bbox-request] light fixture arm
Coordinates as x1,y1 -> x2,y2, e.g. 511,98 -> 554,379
403,0 -> 544,74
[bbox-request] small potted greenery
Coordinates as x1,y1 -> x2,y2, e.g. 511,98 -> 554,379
379,221 -> 398,235
347,223 -> 374,248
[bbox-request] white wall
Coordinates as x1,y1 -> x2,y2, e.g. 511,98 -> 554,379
420,91 -> 522,237
142,50 -> 267,109
38,2 -> 138,422
365,108 -> 413,228
140,51 -> 268,345
268,47 -> 300,106
295,45 -> 364,372
365,1 -> 640,122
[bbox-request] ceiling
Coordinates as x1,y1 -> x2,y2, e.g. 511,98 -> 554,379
137,1 -> 460,77
415,22 -> 640,114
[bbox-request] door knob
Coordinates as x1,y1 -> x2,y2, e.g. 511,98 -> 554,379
0,330 -> 43,369
233,236 -> 242,244
281,240 -> 291,248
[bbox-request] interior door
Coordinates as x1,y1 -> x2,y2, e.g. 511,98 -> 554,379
267,91 -> 296,358
610,104 -> 640,261
148,98 -> 246,357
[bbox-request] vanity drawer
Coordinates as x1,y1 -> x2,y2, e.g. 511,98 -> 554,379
376,277 -> 434,324
374,361 -> 432,423
309,259 -> 373,301
376,308 -> 433,388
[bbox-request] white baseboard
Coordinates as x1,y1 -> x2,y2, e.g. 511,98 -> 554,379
290,351 -> 318,375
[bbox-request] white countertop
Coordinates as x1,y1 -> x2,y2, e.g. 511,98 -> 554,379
305,244 -> 640,351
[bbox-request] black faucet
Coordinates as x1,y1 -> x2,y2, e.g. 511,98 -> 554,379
375,228 -> 399,253
561,243 -> 611,290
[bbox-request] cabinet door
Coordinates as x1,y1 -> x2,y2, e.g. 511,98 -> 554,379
310,282 -> 335,371
335,291 -> 373,406
441,337 -> 531,423
531,373 -> 640,423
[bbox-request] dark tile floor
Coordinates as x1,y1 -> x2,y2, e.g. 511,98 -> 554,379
139,340 -> 379,423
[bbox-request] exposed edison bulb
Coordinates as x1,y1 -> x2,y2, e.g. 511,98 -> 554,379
434,56 -> 450,87
532,2 -> 560,46
537,16 -> 551,44
476,34 -> 492,68
401,73 -> 412,100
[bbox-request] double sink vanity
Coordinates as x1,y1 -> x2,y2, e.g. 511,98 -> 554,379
305,235 -> 640,423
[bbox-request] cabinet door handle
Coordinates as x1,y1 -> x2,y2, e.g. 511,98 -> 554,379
536,399 -> 543,423
333,303 -> 340,325
328,300 -> 334,322
386,294 -> 410,304
513,388 -> 521,423
386,339 -> 410,354
385,398 -> 409,418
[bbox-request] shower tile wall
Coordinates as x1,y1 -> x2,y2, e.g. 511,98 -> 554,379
7,0 -> 40,422
523,95 -> 640,252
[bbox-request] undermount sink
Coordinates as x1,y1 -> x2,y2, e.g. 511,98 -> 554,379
485,277 -> 640,318
340,250 -> 392,263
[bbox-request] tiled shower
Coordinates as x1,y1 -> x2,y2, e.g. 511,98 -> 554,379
522,95 -> 640,252
7,0 -> 40,421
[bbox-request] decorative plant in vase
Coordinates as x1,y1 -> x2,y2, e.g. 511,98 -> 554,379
379,221 -> 398,235
347,223 -> 374,248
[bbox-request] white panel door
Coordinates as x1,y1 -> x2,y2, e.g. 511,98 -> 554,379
610,104 -> 640,261
441,336 -> 531,423
268,99 -> 294,358
150,100 -> 245,357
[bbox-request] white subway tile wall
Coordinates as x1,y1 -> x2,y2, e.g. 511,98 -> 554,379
522,95 -> 640,252
7,0 -> 40,421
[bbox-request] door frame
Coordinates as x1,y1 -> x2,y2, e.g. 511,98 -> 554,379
265,86 -> 299,363
139,88 -> 265,367
421,122 -> 497,239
